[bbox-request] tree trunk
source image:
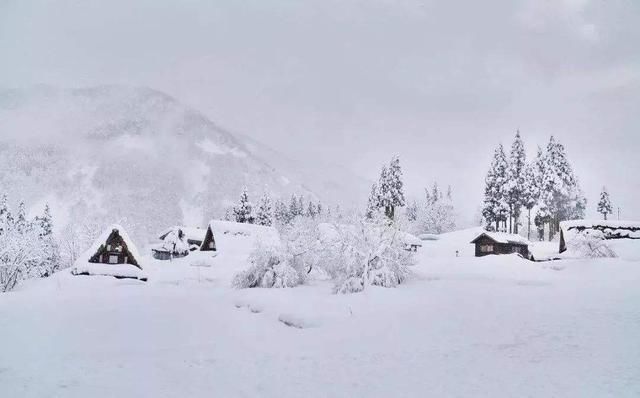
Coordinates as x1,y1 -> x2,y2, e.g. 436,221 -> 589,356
527,208 -> 531,240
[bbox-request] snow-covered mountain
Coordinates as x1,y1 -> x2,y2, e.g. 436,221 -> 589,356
0,85 -> 368,241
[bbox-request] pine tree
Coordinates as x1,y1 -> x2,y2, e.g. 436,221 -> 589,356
406,200 -> 418,222
521,161 -> 540,240
365,183 -> 381,219
0,194 -> 13,234
289,194 -> 303,219
15,201 -> 28,233
35,204 -> 60,276
274,199 -> 290,224
233,187 -> 253,223
482,144 -> 509,231
255,192 -> 273,226
306,200 -> 317,218
597,187 -> 612,220
505,131 -> 526,233
378,156 -> 406,220
539,136 -> 581,239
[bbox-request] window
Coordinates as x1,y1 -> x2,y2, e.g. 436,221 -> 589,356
106,244 -> 111,251
109,255 -> 119,264
480,244 -> 494,253
209,242 -> 214,249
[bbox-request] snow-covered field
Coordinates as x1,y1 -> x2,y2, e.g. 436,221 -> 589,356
1,229 -> 639,397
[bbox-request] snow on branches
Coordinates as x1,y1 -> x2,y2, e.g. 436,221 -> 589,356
0,196 -> 61,292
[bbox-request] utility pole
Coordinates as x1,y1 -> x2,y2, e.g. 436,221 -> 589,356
618,207 -> 621,221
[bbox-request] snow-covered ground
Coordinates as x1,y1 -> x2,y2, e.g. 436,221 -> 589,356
1,229 -> 640,397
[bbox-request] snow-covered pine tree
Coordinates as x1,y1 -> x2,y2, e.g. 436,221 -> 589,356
274,199 -> 290,225
521,161 -> 540,240
288,194 -> 303,219
406,200 -> 418,222
505,131 -> 526,233
233,187 -> 253,224
378,156 -> 406,220
0,194 -> 13,235
255,192 -> 274,226
539,136 -> 582,239
597,187 -> 613,220
365,183 -> 381,219
430,182 -> 441,204
482,144 -> 509,231
15,201 -> 28,233
34,204 -> 60,276
306,200 -> 317,218
532,146 -> 548,240
297,196 -> 305,218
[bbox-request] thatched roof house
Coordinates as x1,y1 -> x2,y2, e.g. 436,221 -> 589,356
71,224 -> 147,281
200,220 -> 280,252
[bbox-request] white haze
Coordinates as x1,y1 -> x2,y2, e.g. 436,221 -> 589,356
0,0 -> 639,223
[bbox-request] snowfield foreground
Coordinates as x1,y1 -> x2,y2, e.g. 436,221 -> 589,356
1,230 -> 640,397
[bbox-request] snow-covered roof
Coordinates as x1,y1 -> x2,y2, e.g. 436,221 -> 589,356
72,224 -> 146,279
399,231 -> 422,246
158,226 -> 206,242
560,219 -> 640,230
471,231 -> 529,245
76,224 -> 142,265
207,220 -> 281,247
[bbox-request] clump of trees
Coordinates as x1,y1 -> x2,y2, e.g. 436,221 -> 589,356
234,156 -> 415,294
405,183 -> 456,235
482,133 -> 585,240
0,195 -> 61,292
228,187 -> 329,227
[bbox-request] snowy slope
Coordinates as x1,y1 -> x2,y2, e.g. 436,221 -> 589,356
0,85 -> 368,241
1,229 -> 639,397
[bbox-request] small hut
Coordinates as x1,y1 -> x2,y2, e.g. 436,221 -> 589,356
470,232 -> 530,258
152,228 -> 191,260
72,224 -> 147,281
158,226 -> 206,251
399,231 -> 423,252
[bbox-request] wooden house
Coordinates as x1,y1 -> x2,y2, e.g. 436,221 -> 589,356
71,224 -> 147,281
470,232 -> 530,258
200,224 -> 217,251
88,226 -> 141,268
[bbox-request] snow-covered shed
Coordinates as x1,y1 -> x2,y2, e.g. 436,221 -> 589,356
200,220 -> 281,252
158,226 -> 206,249
470,232 -> 530,258
71,224 -> 147,281
559,220 -> 640,253
152,228 -> 191,260
399,231 -> 423,252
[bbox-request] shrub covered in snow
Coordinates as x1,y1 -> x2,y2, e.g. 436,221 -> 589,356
232,243 -> 303,288
565,229 -> 616,258
319,213 -> 415,294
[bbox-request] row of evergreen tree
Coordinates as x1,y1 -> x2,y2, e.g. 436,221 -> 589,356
482,132 -> 585,240
228,188 -> 332,226
0,195 -> 60,292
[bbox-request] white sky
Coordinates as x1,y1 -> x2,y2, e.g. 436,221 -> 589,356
1,0 -> 639,223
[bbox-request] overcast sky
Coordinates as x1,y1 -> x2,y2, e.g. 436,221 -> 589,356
1,0 -> 639,223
